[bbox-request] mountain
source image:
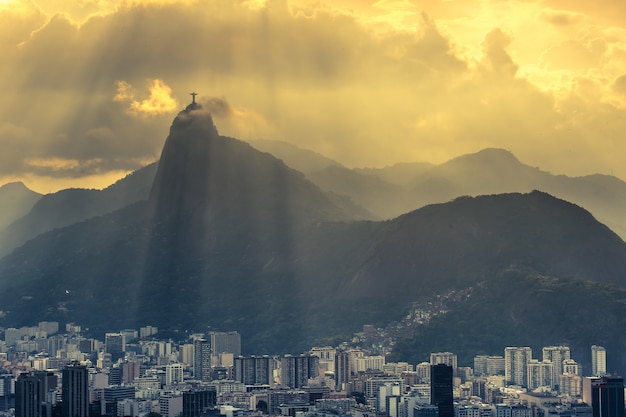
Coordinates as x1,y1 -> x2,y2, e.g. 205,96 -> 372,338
0,163 -> 157,257
0,182 -> 41,229
296,148 -> 626,241
2,106 -> 626,370
248,139 -> 343,176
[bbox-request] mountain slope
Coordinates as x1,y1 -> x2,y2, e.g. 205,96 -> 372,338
0,182 -> 41,229
0,163 -> 157,257
340,191 -> 626,299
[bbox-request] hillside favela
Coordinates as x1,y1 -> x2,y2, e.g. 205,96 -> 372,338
3,2 -> 626,417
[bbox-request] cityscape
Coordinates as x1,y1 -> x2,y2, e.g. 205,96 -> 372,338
0,321 -> 622,417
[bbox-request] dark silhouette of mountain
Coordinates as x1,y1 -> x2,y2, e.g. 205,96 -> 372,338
0,182 -> 41,229
287,147 -> 626,240
2,105 -> 626,370
0,163 -> 157,257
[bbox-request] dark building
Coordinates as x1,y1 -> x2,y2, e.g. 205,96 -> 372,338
104,334 -> 125,362
234,355 -> 274,385
281,354 -> 319,389
62,364 -> 89,417
431,364 -> 453,417
334,350 -> 350,392
16,374 -> 40,417
0,374 -> 15,411
16,371 -> 57,417
193,339 -> 211,382
583,376 -> 625,417
107,367 -> 121,386
182,388 -> 217,417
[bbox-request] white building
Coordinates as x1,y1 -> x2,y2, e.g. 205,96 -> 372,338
504,347 -> 532,387
591,346 -> 606,376
165,363 -> 184,385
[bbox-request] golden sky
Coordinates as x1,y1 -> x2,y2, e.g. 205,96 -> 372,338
1,0 -> 626,193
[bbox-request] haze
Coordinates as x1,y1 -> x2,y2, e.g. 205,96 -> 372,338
1,0 -> 626,193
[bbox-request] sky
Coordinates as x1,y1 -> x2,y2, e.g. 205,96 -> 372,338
1,0 -> 626,193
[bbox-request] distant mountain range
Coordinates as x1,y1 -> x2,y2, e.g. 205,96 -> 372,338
1,106 -> 626,373
252,141 -> 626,240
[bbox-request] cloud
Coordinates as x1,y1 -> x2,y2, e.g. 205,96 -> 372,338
540,10 -> 585,27
0,0 -> 626,191
115,79 -> 179,117
201,96 -> 272,140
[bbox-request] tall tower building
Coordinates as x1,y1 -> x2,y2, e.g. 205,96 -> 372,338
431,364 -> 454,417
542,346 -> 570,389
582,376 -> 625,417
193,339 -> 211,382
591,346 -> 607,377
61,364 -> 89,417
233,355 -> 274,385
280,354 -> 319,389
335,350 -> 350,391
15,374 -> 40,417
104,333 -> 125,361
504,347 -> 532,387
527,360 -> 553,390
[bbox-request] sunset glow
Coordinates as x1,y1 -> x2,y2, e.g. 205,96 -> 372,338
1,0 -> 626,192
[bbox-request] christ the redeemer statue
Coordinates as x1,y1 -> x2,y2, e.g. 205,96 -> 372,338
190,92 -> 198,104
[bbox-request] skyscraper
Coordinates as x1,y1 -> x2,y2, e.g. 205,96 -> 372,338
504,347 -> 532,387
193,339 -> 211,382
431,364 -> 453,417
591,346 -> 607,377
582,376 -> 625,417
542,346 -> 570,389
61,364 -> 89,417
16,374 -> 40,417
234,355 -> 275,385
280,354 -> 319,389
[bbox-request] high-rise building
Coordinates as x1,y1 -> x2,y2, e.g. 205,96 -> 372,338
591,346 -> 607,377
582,376 -> 625,417
61,364 -> 89,417
15,374 -> 40,417
310,347 -> 337,374
334,350 -> 350,392
104,333 -> 125,361
193,339 -> 212,382
209,332 -> 241,357
560,373 -> 582,397
280,354 -> 319,389
430,364 -> 453,417
233,355 -> 274,386
543,346 -> 570,389
504,347 -> 532,387
474,355 -> 505,376
527,360 -> 553,390
166,364 -> 184,385
0,374 -> 15,411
